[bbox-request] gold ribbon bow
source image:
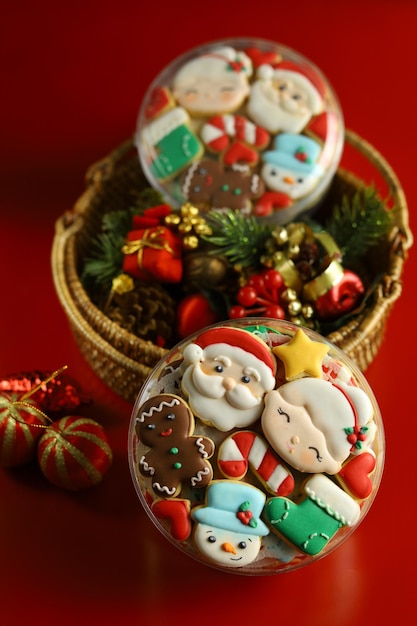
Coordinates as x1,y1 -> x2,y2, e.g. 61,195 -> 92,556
121,226 -> 176,269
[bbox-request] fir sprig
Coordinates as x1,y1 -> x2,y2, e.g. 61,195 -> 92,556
202,211 -> 271,267
81,231 -> 125,290
325,186 -> 393,267
81,187 -> 164,290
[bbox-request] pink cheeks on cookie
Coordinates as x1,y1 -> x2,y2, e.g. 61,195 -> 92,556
261,378 -> 376,475
261,389 -> 339,474
172,47 -> 253,117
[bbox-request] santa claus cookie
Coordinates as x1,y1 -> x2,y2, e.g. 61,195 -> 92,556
129,319 -> 384,574
136,38 -> 344,222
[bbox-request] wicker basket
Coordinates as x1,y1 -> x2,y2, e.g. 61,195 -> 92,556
51,130 -> 413,403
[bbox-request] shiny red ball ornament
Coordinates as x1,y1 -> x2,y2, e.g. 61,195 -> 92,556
0,369 -> 91,415
313,269 -> 365,321
0,393 -> 47,468
37,416 -> 113,491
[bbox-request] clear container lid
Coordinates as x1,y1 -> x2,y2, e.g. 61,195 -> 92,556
135,38 -> 344,224
128,318 -> 384,575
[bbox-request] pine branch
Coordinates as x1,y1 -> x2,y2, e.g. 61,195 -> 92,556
81,231 -> 125,289
325,186 -> 393,267
202,211 -> 272,267
101,188 -> 164,235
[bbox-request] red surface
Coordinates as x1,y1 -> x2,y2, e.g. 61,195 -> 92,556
1,2 -> 416,624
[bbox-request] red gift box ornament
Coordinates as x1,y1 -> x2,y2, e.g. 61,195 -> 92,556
122,225 -> 183,283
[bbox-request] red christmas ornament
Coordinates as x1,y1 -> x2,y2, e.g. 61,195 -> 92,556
303,266 -> 365,322
0,370 -> 90,415
37,416 -> 113,491
0,393 -> 47,467
229,269 -> 286,320
176,293 -> 221,339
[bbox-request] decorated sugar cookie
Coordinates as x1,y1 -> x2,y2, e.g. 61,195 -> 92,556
264,473 -> 360,555
181,326 -> 277,431
141,107 -> 203,182
218,430 -> 295,496
247,62 -> 325,134
129,319 -> 384,574
191,480 -> 269,568
261,377 -> 376,474
135,394 -> 215,496
181,159 -> 264,213
260,133 -> 324,204
172,46 -> 253,117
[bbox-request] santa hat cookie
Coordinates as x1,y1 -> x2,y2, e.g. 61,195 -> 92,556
183,325 -> 276,386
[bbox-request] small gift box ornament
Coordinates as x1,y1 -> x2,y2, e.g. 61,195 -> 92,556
122,224 -> 183,283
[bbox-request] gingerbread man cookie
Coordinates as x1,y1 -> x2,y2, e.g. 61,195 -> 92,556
135,394 -> 214,497
181,159 -> 264,213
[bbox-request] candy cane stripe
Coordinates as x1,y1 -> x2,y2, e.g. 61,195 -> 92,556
218,431 -> 294,496
201,115 -> 270,153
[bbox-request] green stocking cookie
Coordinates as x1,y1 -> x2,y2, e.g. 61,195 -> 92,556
142,107 -> 203,181
264,474 -> 360,555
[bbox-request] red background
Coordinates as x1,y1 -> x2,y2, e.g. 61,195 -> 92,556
1,1 -> 415,624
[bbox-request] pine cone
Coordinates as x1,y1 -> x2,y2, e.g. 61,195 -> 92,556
106,280 -> 176,345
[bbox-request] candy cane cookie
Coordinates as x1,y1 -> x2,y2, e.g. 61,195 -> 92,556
218,430 -> 294,496
201,114 -> 270,152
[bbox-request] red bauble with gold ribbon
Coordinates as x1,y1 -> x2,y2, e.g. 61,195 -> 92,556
37,416 -> 113,491
0,393 -> 47,467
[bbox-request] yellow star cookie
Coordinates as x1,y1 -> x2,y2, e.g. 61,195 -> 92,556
273,329 -> 330,380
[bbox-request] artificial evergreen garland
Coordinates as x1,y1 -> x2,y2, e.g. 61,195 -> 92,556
81,185 -> 393,345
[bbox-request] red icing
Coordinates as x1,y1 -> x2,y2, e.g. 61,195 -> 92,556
223,140 -> 259,166
244,47 -> 281,68
254,191 -> 293,216
218,459 -> 247,478
337,452 -> 376,499
145,86 -> 172,120
306,111 -> 328,141
152,499 -> 192,541
237,510 -> 253,525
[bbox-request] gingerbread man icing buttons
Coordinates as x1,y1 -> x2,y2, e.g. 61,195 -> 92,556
135,393 -> 214,496
136,38 -> 344,223
128,318 -> 384,575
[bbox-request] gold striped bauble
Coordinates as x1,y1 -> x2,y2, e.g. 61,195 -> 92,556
0,394 -> 47,467
37,416 -> 113,491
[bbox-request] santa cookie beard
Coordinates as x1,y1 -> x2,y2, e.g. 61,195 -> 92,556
182,359 -> 266,432
248,78 -> 319,134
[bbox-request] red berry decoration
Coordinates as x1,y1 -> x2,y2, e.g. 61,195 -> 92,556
0,393 -> 47,467
37,416 -> 113,491
229,269 -> 286,320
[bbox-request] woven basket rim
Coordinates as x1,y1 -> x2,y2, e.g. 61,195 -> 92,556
51,129 -> 413,390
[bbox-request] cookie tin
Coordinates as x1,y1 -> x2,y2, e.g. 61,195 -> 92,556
135,38 -> 344,224
128,318 -> 384,575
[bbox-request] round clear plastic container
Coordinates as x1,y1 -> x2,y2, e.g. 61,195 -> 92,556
128,318 -> 384,575
135,38 -> 344,224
